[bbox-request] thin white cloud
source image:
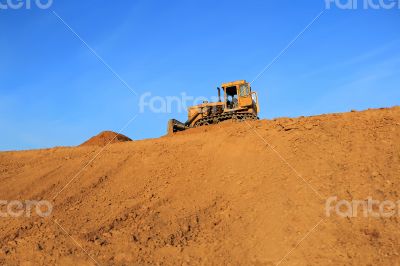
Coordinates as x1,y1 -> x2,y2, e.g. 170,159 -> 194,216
307,56 -> 400,114
300,39 -> 400,79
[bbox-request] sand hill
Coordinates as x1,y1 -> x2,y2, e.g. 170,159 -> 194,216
0,107 -> 399,265
80,131 -> 132,147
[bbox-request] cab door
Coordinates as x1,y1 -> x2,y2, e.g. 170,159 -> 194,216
238,83 -> 252,107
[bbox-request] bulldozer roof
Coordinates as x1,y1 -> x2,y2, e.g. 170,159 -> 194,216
221,80 -> 248,88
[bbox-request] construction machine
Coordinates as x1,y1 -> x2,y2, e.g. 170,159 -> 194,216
168,80 -> 259,133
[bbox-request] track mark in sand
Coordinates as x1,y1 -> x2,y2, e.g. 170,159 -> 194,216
276,218 -> 325,266
51,115 -> 137,201
53,219 -> 100,266
244,120 -> 325,200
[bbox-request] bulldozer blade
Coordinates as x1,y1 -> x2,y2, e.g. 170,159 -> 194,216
168,119 -> 187,134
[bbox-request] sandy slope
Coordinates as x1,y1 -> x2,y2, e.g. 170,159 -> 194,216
0,107 -> 399,265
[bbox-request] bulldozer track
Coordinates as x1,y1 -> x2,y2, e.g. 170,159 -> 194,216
194,112 -> 258,127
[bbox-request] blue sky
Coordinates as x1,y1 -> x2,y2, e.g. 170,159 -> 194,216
0,0 -> 399,151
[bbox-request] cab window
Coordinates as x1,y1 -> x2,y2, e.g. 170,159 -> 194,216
239,84 -> 250,97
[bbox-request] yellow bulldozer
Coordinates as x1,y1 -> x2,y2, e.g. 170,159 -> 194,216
168,80 -> 259,133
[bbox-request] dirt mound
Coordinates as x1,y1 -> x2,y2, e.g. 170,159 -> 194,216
80,131 -> 132,147
0,106 -> 399,265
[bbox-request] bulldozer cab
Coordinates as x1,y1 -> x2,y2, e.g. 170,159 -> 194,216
221,80 -> 255,110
